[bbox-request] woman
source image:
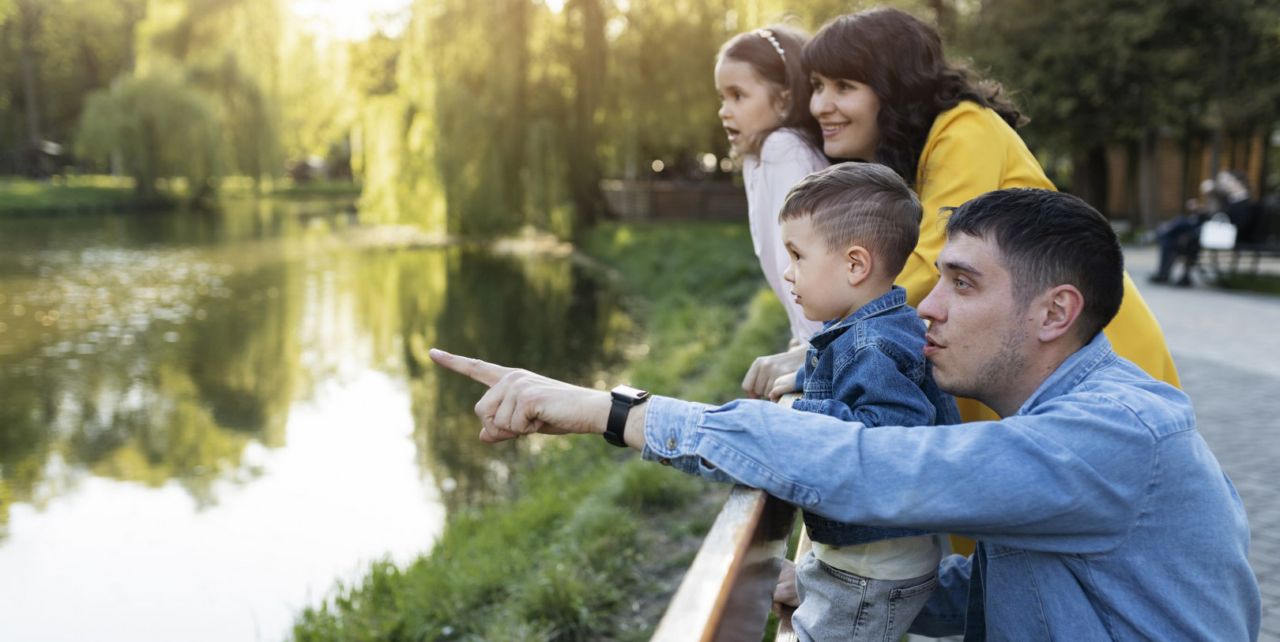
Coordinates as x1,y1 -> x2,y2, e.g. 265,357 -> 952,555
796,7 -> 1179,399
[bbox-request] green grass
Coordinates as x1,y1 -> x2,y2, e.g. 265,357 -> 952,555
219,177 -> 363,199
582,222 -> 793,402
0,175 -> 360,215
291,220 -> 794,641
0,175 -> 172,213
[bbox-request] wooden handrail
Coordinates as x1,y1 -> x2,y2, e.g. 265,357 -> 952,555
651,486 -> 796,641
652,394 -> 807,641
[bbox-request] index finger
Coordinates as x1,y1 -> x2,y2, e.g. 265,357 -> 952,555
428,348 -> 515,387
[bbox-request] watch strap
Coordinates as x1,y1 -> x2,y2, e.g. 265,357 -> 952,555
604,385 -> 648,447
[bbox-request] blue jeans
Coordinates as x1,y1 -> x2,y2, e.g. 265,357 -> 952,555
793,550 -> 937,642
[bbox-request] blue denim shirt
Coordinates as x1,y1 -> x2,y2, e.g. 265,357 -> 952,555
642,334 -> 1260,640
793,286 -> 960,546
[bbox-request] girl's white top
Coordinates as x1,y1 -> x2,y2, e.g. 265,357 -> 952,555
742,129 -> 828,343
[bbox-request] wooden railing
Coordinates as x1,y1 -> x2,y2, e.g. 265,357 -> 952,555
651,486 -> 797,641
651,395 -> 812,641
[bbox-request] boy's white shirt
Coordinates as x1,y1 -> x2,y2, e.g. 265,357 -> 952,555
742,129 -> 826,344
812,535 -> 943,580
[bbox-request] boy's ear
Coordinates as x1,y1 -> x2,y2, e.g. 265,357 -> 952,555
1036,284 -> 1084,343
845,245 -> 873,287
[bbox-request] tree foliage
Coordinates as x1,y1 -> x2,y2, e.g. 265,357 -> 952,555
959,0 -> 1280,221
76,65 -> 220,201
3,0 -> 1279,230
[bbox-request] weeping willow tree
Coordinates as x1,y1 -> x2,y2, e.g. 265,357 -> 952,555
392,0 -> 533,236
72,0 -> 286,200
76,65 -> 221,201
376,0 -> 906,239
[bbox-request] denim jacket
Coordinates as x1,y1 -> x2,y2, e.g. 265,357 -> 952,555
793,286 -> 960,546
641,334 -> 1260,640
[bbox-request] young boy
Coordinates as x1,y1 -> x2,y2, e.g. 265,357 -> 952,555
773,162 -> 960,641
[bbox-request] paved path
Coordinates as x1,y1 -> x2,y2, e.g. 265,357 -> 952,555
1128,246 -> 1280,640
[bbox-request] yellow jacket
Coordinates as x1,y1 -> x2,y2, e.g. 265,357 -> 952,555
899,102 -> 1180,421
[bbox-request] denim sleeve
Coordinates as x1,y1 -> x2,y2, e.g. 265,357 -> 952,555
641,393 -> 1157,554
794,362 -> 807,391
908,554 -> 971,637
791,344 -> 936,427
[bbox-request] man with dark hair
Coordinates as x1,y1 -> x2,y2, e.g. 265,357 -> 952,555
431,188 -> 1261,640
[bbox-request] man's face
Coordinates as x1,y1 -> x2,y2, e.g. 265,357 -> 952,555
917,233 -> 1036,407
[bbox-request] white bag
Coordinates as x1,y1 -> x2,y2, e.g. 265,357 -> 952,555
1199,213 -> 1237,250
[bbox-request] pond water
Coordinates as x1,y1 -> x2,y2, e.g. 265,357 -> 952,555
0,201 -> 622,642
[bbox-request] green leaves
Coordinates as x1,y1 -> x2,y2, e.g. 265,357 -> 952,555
76,65 -> 221,202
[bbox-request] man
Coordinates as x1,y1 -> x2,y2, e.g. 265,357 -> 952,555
431,189 -> 1261,640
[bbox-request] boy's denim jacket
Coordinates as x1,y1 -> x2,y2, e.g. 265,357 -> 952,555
793,286 -> 960,546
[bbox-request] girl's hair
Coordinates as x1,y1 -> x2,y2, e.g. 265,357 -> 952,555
718,24 -> 822,156
803,8 -> 1023,185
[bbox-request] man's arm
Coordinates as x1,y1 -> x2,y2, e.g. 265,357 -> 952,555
642,394 -> 1153,555
431,348 -> 1154,555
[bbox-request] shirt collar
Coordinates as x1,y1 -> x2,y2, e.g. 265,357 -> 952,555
1015,332 -> 1118,415
807,286 -> 907,350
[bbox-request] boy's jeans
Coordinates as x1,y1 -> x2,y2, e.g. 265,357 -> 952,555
793,550 -> 937,642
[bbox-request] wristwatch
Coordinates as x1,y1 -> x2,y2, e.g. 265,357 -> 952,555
604,385 -> 649,447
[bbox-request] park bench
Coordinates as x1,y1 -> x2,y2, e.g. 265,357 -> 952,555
1198,201 -> 1280,282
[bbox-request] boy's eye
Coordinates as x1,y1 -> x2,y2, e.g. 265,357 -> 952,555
953,277 -> 970,290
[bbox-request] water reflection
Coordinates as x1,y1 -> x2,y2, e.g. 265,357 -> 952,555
399,249 -> 621,510
0,202 -> 621,641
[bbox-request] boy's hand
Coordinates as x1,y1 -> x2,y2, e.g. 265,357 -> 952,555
768,371 -> 798,402
773,559 -> 799,608
743,345 -> 806,398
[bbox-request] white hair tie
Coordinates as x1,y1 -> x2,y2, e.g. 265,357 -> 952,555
756,29 -> 786,61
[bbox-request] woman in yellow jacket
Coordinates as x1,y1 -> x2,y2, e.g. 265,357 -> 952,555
801,7 -> 1179,405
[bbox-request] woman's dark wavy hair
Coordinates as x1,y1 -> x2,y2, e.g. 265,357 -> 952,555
803,8 -> 1024,185
719,24 -> 823,156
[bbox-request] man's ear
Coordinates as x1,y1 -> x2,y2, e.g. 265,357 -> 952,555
846,245 -> 874,287
1037,284 -> 1084,342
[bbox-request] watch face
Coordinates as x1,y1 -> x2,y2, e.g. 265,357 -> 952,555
611,385 -> 649,403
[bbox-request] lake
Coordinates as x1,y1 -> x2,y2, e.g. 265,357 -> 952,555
0,200 -> 621,642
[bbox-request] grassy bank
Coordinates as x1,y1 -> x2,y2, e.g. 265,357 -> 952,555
0,175 -> 171,213
291,221 -> 793,641
0,176 -> 359,214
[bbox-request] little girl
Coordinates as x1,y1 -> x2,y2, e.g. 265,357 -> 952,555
715,25 -> 829,397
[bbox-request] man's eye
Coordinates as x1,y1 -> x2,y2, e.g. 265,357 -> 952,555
953,278 -> 970,289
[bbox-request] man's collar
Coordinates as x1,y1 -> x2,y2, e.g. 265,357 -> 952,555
1014,332 -> 1117,415
807,286 -> 907,350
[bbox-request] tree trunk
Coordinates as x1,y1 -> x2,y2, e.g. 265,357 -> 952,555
498,0 -> 528,226
1071,144 -> 1109,216
17,0 -> 43,175
1137,129 -> 1159,231
566,0 -> 609,239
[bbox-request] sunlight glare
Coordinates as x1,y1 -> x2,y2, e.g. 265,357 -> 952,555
290,0 -> 412,41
